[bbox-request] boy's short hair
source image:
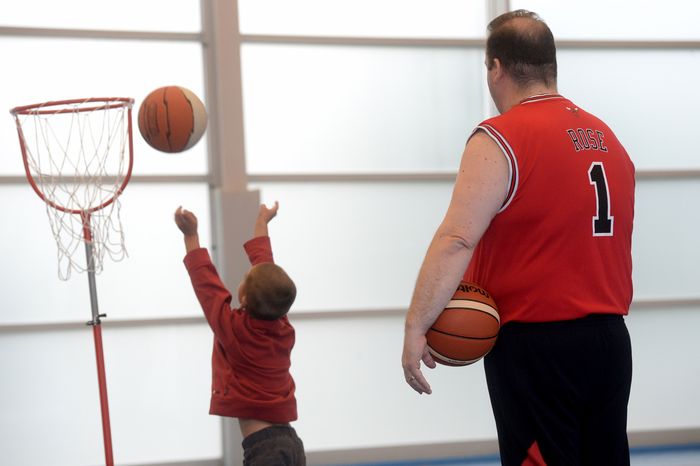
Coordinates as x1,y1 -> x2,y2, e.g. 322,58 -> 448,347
244,263 -> 297,320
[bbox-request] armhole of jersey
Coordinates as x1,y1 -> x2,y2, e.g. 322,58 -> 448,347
470,124 -> 519,213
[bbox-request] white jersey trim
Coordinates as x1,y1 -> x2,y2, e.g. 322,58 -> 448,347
521,94 -> 564,105
472,124 -> 519,213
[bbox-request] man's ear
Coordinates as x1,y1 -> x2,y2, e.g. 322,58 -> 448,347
491,58 -> 504,79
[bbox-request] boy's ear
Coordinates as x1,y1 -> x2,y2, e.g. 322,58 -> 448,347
240,295 -> 247,307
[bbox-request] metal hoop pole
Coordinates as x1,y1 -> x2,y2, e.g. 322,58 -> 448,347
91,324 -> 114,466
10,97 -> 130,466
82,212 -> 114,466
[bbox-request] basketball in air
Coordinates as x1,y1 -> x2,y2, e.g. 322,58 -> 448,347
137,85 -> 207,153
426,281 -> 500,366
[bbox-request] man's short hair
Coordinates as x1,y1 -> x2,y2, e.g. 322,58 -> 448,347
486,9 -> 557,87
244,263 -> 297,320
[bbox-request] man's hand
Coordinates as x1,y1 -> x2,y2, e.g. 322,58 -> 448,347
402,327 -> 436,395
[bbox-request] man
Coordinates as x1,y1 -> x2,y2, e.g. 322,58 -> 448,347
402,10 -> 635,466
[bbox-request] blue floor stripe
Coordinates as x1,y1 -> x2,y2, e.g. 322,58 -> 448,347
630,443 -> 700,454
335,455 -> 500,466
334,443 -> 700,466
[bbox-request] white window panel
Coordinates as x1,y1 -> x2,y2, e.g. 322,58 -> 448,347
511,0 -> 700,40
558,49 -> 700,170
626,306 -> 700,430
1,37 -> 207,176
0,0 -> 201,32
632,178 -> 700,300
291,314 -> 496,451
0,324 -> 220,466
0,183 -> 210,325
251,177 -> 700,313
238,0 -> 486,38
242,44 -> 484,174
251,181 -> 454,311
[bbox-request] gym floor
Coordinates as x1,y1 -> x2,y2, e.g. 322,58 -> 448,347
339,444 -> 700,466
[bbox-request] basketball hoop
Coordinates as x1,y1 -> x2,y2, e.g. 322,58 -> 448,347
10,97 -> 134,466
10,97 -> 134,280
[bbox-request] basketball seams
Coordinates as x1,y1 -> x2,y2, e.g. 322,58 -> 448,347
179,87 -> 207,150
427,345 -> 485,366
426,281 -> 500,367
183,95 -> 195,149
450,294 -> 496,307
162,88 -> 174,151
444,300 -> 500,323
140,88 -> 165,143
137,86 -> 206,153
428,327 -> 498,340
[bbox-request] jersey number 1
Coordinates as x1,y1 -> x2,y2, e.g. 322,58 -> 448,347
588,162 -> 614,236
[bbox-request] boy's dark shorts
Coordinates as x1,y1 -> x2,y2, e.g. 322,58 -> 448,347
242,424 -> 305,466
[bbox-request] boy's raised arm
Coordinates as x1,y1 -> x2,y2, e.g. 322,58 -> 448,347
174,206 -> 201,253
254,201 -> 278,238
175,206 -> 235,342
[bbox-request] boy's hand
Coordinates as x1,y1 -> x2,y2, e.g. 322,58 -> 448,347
258,201 -> 279,224
254,201 -> 279,238
175,206 -> 198,236
175,207 -> 201,253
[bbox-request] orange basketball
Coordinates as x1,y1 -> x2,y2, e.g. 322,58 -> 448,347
426,281 -> 500,366
137,85 -> 207,153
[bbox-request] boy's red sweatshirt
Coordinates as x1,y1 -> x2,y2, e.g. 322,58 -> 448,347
183,236 -> 297,423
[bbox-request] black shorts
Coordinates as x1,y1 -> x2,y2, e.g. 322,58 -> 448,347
242,425 -> 306,466
484,314 -> 632,466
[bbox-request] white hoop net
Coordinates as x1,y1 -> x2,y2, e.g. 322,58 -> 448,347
11,98 -> 134,280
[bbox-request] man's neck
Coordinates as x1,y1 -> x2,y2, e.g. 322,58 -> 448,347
499,84 -> 558,113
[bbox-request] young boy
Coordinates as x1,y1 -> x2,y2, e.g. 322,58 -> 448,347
174,201 -> 305,465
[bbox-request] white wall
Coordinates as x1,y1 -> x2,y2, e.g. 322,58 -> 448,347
1,1 -> 700,465
288,304 -> 700,453
284,174 -> 700,454
0,323 -> 221,466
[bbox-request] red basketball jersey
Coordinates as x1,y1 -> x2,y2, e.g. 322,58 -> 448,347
464,94 -> 635,324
